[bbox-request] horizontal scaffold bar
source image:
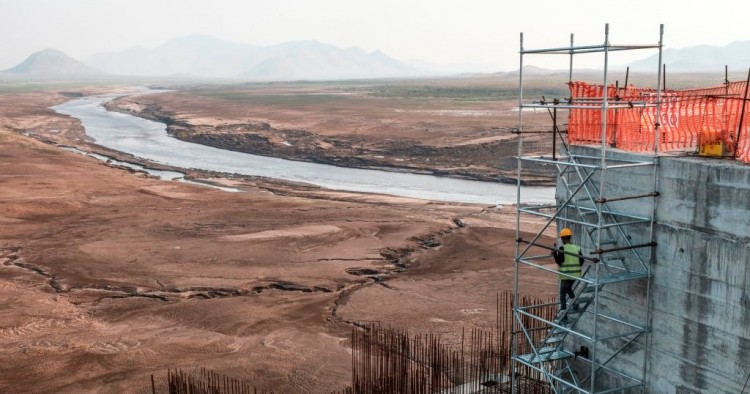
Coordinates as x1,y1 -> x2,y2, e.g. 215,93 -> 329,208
517,298 -> 648,334
606,161 -> 659,169
518,156 -> 656,168
574,207 -> 653,222
517,238 -> 599,263
517,256 -> 650,284
519,156 -> 601,169
518,207 -> 652,227
516,152 -> 655,164
596,192 -> 659,204
521,102 -> 656,109
569,154 -> 656,165
593,242 -> 657,254
517,257 -> 600,279
521,43 -> 660,55
515,308 -> 593,341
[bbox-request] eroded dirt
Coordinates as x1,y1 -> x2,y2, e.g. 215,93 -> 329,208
0,88 -> 557,393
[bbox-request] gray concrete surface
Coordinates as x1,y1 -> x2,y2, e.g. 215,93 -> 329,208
556,147 -> 750,393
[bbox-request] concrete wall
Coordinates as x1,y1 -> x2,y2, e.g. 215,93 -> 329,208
562,147 -> 750,393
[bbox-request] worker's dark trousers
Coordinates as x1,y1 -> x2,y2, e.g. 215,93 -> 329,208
559,280 -> 575,310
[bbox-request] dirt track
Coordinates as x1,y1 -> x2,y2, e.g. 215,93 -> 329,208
0,88 -> 556,393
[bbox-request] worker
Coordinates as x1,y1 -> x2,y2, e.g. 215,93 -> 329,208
552,228 -> 584,315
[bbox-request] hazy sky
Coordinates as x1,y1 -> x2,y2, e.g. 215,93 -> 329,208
1,0 -> 748,71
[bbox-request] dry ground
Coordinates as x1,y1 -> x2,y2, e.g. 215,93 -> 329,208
0,88 -> 557,393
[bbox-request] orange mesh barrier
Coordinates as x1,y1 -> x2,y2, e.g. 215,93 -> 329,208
567,81 -> 750,163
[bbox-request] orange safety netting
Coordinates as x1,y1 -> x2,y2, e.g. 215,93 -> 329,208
567,81 -> 750,163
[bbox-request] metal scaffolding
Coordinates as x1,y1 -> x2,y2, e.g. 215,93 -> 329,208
512,24 -> 663,393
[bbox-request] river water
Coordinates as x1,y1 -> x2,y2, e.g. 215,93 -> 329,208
53,93 -> 554,205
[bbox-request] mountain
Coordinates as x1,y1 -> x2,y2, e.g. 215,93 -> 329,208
243,43 -> 418,80
629,41 -> 750,72
85,35 -> 261,77
85,35 -> 420,80
3,48 -> 105,79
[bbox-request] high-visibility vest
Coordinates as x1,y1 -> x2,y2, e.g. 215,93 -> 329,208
559,243 -> 582,280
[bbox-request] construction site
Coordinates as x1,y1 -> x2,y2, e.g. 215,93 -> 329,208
1,21 -> 749,394
156,24 -> 750,393
511,24 -> 750,393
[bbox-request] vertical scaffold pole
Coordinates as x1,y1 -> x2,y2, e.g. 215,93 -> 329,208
643,24 -> 664,389
591,22 -> 611,394
553,108 -> 558,161
511,31 -> 525,394
561,33 -> 574,162
654,25 -> 664,155
732,68 -> 750,160
569,33 -> 574,84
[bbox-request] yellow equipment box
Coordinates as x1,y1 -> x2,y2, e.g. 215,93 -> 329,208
699,140 -> 725,156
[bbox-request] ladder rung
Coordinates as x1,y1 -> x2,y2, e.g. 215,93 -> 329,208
538,346 -> 558,354
598,271 -> 649,284
544,335 -> 564,344
517,349 -> 573,364
550,320 -> 574,334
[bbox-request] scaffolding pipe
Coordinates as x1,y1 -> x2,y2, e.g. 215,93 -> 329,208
511,30 -> 524,394
654,24 -> 664,155
569,33 -> 575,84
522,44 -> 659,55
514,24 -> 660,394
643,27 -> 663,387
732,68 -> 750,160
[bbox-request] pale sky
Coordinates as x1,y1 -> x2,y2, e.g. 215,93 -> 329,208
1,0 -> 748,71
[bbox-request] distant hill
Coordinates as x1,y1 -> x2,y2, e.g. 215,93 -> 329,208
629,41 -> 750,72
488,65 -> 571,78
3,48 -> 105,79
85,35 -> 421,80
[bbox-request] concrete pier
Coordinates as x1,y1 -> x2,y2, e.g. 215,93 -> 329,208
561,146 -> 750,393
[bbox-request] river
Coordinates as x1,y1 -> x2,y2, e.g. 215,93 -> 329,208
52,92 -> 554,205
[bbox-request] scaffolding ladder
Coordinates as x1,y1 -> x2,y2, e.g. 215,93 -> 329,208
511,24 -> 664,393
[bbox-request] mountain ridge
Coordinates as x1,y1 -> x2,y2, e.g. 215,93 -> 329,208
84,34 -> 422,80
629,40 -> 750,72
3,48 -> 105,79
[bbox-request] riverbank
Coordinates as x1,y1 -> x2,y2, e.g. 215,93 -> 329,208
55,92 -> 554,205
104,84 -> 556,186
0,88 -> 556,392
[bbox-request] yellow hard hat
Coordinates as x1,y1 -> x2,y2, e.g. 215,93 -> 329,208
560,228 -> 573,237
